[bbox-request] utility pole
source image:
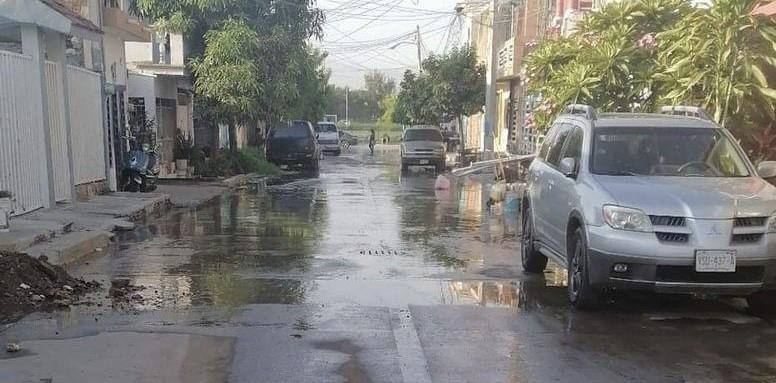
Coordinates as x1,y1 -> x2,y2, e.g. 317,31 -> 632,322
482,0 -> 499,154
345,87 -> 349,122
416,25 -> 423,72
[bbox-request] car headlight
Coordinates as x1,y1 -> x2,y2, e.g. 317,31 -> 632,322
603,205 -> 653,232
769,213 -> 776,233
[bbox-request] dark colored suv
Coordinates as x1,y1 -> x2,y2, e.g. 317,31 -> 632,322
266,120 -> 320,172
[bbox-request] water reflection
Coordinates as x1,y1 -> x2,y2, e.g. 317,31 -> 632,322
104,186 -> 329,309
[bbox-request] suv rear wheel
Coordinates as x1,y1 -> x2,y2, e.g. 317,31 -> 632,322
568,227 -> 599,310
521,206 -> 547,273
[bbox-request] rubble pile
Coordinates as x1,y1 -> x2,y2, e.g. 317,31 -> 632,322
0,252 -> 99,320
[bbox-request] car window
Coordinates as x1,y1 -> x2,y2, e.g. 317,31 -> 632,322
560,126 -> 583,161
592,127 -> 750,177
272,125 -> 310,139
315,123 -> 337,133
538,124 -> 560,160
404,129 -> 442,142
546,124 -> 572,167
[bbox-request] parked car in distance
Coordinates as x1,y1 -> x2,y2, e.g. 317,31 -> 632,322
400,126 -> 446,173
315,121 -> 341,156
522,104 -> 776,312
339,131 -> 358,147
266,120 -> 320,172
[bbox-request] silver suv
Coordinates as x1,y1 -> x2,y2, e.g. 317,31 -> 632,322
400,126 -> 446,173
522,104 -> 776,311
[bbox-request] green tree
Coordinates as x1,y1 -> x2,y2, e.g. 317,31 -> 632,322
395,46 -> 486,131
135,0 -> 326,147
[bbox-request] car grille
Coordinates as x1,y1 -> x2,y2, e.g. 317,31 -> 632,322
318,139 -> 338,145
732,233 -> 764,244
734,217 -> 767,227
655,232 -> 689,243
413,149 -> 433,152
650,215 -> 686,227
656,265 -> 764,283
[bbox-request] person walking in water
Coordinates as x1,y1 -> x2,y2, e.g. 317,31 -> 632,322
369,129 -> 376,155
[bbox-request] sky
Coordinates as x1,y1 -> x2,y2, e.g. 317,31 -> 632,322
315,0 -> 466,89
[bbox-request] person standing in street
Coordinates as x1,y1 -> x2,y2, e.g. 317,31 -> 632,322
369,129 -> 376,155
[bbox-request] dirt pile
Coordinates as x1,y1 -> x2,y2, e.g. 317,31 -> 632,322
0,252 -> 100,321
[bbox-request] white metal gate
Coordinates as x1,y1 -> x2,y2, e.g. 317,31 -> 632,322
0,51 -> 47,215
45,61 -> 71,201
66,65 -> 106,185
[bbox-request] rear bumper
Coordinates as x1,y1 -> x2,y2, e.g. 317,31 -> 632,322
268,153 -> 315,165
588,249 -> 776,295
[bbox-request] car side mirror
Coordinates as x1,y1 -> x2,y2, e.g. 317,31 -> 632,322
315,134 -> 319,140
757,161 -> 776,179
559,157 -> 578,178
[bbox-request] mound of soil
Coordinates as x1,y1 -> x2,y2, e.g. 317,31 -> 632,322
0,252 -> 99,323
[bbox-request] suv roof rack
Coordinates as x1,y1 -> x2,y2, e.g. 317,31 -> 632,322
659,106 -> 712,121
563,104 -> 597,120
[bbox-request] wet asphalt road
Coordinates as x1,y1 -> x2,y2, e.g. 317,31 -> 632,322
3,145 -> 776,382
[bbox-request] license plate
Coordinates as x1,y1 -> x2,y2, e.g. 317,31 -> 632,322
695,250 -> 736,272
280,165 -> 289,170
419,159 -> 429,165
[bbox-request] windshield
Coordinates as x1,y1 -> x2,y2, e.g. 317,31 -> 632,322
272,125 -> 310,139
404,129 -> 442,142
315,123 -> 337,133
592,127 -> 750,177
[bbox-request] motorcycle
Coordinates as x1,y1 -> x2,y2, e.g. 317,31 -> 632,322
120,137 -> 159,192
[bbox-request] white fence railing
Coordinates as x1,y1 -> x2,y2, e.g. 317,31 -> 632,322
0,51 -> 47,215
66,65 -> 106,185
45,61 -> 71,201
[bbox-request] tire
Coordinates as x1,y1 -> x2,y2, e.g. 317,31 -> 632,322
568,227 -> 600,310
747,291 -> 776,316
521,206 -> 547,273
401,161 -> 409,173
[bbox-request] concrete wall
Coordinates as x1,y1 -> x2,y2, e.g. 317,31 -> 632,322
125,41 -> 152,63
155,76 -> 178,100
103,33 -> 127,86
127,72 -> 157,122
170,34 -> 184,67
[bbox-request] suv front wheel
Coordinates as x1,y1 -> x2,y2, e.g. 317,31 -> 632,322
521,206 -> 547,273
568,227 -> 600,310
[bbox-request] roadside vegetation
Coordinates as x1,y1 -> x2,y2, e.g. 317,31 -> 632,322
523,0 -> 776,160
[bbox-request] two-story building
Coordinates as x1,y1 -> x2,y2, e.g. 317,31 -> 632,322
126,32 -> 195,177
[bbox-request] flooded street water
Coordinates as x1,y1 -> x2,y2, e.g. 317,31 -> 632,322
3,146 -> 776,382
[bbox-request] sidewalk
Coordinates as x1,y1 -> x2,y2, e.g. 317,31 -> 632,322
0,193 -> 170,265
0,173 -> 273,266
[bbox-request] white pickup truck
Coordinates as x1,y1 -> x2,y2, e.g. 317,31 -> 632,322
315,122 -> 341,156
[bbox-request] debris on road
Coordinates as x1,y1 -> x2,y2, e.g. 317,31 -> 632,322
0,252 -> 100,323
5,343 -> 20,353
109,279 -> 146,303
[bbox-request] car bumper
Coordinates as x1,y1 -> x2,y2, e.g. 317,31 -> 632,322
268,153 -> 315,165
587,248 -> 776,295
586,225 -> 776,295
402,154 -> 445,166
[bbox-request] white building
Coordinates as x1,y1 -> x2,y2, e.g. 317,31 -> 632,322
126,32 -> 195,177
0,0 -> 107,214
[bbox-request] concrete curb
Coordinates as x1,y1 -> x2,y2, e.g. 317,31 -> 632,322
1,193 -> 171,267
